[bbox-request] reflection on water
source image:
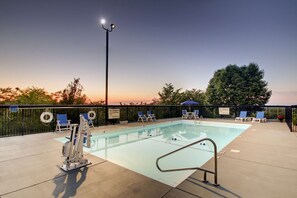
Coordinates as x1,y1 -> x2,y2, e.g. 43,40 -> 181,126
89,122 -> 248,153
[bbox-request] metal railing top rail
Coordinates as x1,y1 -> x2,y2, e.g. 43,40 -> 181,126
0,104 -> 293,108
0,104 -> 104,108
156,138 -> 219,186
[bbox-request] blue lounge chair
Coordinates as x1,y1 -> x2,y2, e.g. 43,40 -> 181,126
147,111 -> 156,121
252,111 -> 267,123
137,111 -> 148,122
55,114 -> 71,132
182,110 -> 189,119
193,110 -> 200,119
80,113 -> 94,128
235,111 -> 247,122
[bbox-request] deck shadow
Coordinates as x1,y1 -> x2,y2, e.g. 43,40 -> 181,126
52,167 -> 89,198
183,176 -> 242,198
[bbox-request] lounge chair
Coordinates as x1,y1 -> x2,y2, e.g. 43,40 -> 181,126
252,111 -> 267,123
193,110 -> 200,119
80,113 -> 94,128
55,114 -> 71,132
137,111 -> 148,122
182,110 -> 189,119
147,111 -> 156,122
235,111 -> 247,122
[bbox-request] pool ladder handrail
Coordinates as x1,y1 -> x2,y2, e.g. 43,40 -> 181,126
156,138 -> 219,186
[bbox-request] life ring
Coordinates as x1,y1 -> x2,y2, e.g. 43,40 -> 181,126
40,112 -> 53,123
88,110 -> 96,120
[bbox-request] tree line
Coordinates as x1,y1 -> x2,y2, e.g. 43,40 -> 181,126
0,63 -> 272,106
0,78 -> 101,105
158,63 -> 272,106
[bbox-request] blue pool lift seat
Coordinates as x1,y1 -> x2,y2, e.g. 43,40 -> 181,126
55,114 -> 71,132
252,111 -> 267,123
235,111 -> 248,122
147,111 -> 156,122
80,113 -> 94,128
137,111 -> 148,122
7,105 -> 19,120
9,105 -> 19,113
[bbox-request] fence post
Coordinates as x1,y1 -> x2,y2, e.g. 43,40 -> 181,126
285,106 -> 292,132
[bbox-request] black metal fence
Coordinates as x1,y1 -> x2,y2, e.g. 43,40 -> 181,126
292,105 -> 297,132
0,104 -> 296,137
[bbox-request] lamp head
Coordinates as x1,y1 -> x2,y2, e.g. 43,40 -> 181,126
100,18 -> 116,31
100,18 -> 106,25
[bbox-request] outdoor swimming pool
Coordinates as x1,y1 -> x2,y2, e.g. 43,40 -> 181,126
57,120 -> 250,187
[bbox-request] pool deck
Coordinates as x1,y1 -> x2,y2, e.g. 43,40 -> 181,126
1,119 -> 297,198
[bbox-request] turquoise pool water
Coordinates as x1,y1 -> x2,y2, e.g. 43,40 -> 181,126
57,120 -> 250,187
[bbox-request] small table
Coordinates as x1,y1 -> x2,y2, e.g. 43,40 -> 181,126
187,112 -> 194,119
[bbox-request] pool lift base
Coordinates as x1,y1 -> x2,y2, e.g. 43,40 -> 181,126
60,115 -> 92,172
61,160 -> 92,172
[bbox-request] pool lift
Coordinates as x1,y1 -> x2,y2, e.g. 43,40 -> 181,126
61,115 -> 92,171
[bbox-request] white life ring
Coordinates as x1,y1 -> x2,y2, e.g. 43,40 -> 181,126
88,110 -> 96,120
40,112 -> 53,123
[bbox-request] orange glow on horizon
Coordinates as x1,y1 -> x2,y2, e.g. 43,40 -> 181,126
87,93 -> 155,104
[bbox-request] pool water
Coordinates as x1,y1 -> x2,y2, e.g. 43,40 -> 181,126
57,120 -> 250,187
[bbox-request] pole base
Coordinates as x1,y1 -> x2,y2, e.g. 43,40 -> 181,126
60,160 -> 92,172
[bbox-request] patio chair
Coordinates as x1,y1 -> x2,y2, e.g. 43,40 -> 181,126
182,110 -> 189,119
193,110 -> 200,119
147,111 -> 156,122
80,113 -> 94,128
252,111 -> 267,123
55,114 -> 71,132
235,111 -> 248,122
137,111 -> 148,122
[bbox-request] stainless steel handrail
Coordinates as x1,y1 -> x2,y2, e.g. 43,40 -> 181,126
156,138 -> 219,186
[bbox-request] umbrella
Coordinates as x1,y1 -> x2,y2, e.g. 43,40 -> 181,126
181,100 -> 199,111
180,100 -> 199,105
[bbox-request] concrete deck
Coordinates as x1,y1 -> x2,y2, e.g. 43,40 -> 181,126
1,119 -> 297,198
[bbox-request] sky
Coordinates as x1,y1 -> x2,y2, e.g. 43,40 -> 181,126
0,0 -> 296,105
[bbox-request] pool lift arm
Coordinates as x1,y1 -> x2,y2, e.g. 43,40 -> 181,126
61,115 -> 92,171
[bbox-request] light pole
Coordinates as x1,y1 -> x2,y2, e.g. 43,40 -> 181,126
101,19 -> 116,124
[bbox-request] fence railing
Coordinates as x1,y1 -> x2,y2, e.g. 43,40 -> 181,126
0,104 -> 296,137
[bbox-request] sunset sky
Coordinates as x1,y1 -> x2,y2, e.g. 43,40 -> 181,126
0,0 -> 296,105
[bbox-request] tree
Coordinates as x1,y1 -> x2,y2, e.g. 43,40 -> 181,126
157,83 -> 182,105
0,87 -> 21,104
15,87 -> 55,104
0,78 -> 92,105
179,89 -> 207,105
154,83 -> 207,105
205,63 -> 272,105
90,100 -> 105,105
59,78 -> 88,104
0,87 -> 55,104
